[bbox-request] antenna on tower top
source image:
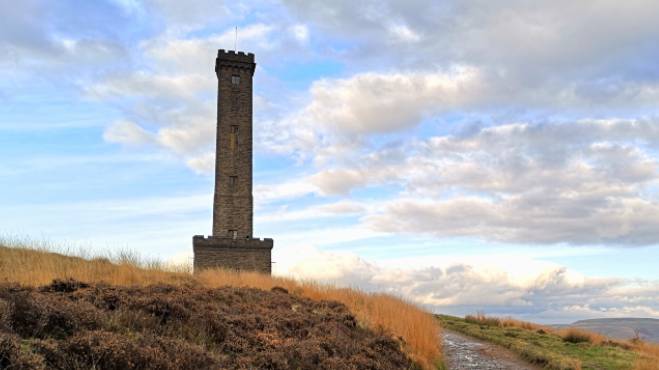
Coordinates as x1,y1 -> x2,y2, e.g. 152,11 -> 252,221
234,26 -> 238,51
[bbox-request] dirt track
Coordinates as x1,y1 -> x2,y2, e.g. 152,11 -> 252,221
442,330 -> 542,370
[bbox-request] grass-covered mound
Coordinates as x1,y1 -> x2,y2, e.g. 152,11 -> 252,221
1,279 -> 412,369
0,243 -> 441,369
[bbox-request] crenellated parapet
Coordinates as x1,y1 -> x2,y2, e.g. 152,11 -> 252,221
215,49 -> 256,75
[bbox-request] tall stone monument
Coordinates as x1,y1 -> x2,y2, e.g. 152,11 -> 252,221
193,50 -> 273,274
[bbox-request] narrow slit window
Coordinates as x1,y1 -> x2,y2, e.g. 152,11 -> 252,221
230,126 -> 238,151
231,95 -> 239,111
229,176 -> 237,191
231,75 -> 240,86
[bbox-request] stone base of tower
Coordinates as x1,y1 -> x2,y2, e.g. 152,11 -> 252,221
193,235 -> 273,274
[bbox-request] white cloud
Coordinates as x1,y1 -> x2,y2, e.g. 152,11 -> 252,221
91,1 -> 659,178
366,196 -> 659,246
259,64 -> 659,167
143,24 -> 274,73
289,24 -> 309,44
317,200 -> 366,214
156,121 -> 215,155
297,119 -> 659,246
388,24 -> 421,43
103,120 -> 154,146
186,152 -> 215,175
274,245 -> 659,323
256,68 -> 485,161
306,68 -> 481,135
0,1 -> 125,71
282,0 -> 659,74
254,178 -> 318,205
257,200 -> 365,223
311,168 -> 369,195
277,246 -> 377,282
88,73 -> 213,101
281,0 -> 659,120
112,0 -> 231,32
92,23 -> 281,173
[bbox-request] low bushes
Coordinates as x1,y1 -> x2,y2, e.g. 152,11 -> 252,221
0,243 -> 441,369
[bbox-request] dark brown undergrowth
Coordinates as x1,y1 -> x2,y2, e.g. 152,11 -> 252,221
0,279 -> 414,370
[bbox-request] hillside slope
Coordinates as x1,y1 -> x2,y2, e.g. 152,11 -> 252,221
0,243 -> 441,369
559,318 -> 659,343
0,279 -> 411,369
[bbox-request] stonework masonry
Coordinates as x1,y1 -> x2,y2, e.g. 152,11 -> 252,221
193,50 -> 273,274
213,50 -> 254,238
193,236 -> 273,273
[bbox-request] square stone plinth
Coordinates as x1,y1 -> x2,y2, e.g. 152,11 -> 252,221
193,235 -> 273,274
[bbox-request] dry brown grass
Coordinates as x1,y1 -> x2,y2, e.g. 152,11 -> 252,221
0,242 -> 441,369
465,312 -> 502,327
633,341 -> 659,370
466,312 -> 550,332
557,327 -> 607,345
499,317 -> 547,331
467,312 -> 608,345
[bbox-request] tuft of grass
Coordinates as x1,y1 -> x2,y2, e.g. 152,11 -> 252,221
465,312 -> 502,327
0,242 -> 441,369
559,328 -> 605,345
437,314 -> 643,370
633,341 -> 659,370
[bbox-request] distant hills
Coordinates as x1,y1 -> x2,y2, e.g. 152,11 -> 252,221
558,318 -> 659,342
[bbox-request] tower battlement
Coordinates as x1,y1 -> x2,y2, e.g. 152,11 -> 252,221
215,49 -> 256,73
217,49 -> 255,61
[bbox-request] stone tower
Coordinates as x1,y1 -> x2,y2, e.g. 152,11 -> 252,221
213,50 -> 255,238
193,50 -> 273,274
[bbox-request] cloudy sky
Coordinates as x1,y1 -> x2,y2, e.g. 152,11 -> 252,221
2,0 -> 659,323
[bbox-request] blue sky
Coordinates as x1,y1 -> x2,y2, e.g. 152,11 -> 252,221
2,0 -> 659,323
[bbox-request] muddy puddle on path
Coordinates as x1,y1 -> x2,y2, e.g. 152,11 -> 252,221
442,330 -> 543,370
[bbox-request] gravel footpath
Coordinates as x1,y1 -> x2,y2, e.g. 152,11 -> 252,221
442,330 -> 543,370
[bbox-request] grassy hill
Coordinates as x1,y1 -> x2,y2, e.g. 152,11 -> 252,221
1,279 -> 413,369
437,314 -> 659,370
0,242 -> 442,369
557,318 -> 659,343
